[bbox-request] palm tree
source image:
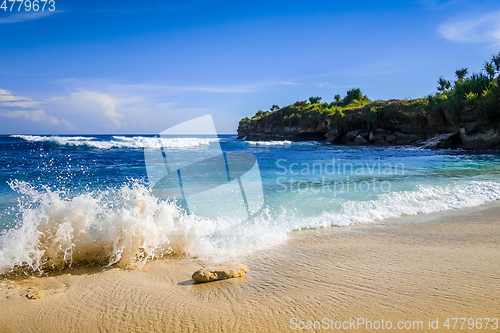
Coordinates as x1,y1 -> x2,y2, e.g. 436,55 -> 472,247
484,61 -> 495,78
491,52 -> 500,72
309,96 -> 322,104
491,52 -> 500,80
455,68 -> 468,81
270,104 -> 280,112
334,94 -> 341,103
437,77 -> 451,92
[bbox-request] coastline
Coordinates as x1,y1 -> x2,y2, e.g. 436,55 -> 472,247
1,201 -> 499,332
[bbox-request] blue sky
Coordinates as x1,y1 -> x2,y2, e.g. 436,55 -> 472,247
0,0 -> 499,134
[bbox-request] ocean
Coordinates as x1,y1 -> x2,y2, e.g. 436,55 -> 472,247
1,134 -> 499,274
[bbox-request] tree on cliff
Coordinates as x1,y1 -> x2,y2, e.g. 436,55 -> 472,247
309,96 -> 322,104
437,77 -> 451,92
484,61 -> 496,79
455,68 -> 468,82
488,52 -> 500,84
428,51 -> 500,124
344,89 -> 363,104
337,88 -> 371,107
492,53 -> 500,76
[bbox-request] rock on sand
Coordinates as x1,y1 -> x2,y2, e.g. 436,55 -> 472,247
192,263 -> 249,283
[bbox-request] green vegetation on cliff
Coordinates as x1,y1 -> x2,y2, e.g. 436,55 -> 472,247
426,53 -> 500,123
239,88 -> 372,126
239,52 -> 500,129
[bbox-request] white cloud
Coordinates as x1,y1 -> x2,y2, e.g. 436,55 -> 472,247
1,78 -> 295,134
59,119 -> 77,131
0,89 -> 75,129
0,11 -> 58,24
1,88 -> 129,132
439,11 -> 500,45
49,91 -> 124,129
1,110 -> 59,125
0,89 -> 16,101
414,0 -> 459,10
109,81 -> 295,94
0,89 -> 39,108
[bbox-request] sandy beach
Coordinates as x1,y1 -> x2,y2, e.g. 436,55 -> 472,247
1,201 -> 499,332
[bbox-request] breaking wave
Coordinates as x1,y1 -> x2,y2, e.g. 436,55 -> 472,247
1,179 -> 499,275
10,135 -> 220,150
247,141 -> 292,146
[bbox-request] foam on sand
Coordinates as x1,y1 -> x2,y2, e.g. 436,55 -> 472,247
0,201 -> 499,332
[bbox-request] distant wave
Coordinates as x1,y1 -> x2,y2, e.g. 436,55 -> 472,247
10,135 -> 220,149
247,141 -> 292,146
246,140 -> 321,147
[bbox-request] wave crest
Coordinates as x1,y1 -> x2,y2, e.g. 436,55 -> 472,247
10,135 -> 220,149
0,181 -> 287,275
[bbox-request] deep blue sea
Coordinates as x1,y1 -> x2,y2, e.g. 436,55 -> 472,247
1,134 -> 499,274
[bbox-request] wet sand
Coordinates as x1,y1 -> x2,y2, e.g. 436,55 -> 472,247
1,201 -> 499,332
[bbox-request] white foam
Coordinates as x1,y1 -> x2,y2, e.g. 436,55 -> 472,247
11,135 -> 95,143
247,140 -> 292,146
1,179 -> 499,275
10,135 -> 220,150
296,181 -> 500,229
0,181 -> 287,274
247,140 -> 320,147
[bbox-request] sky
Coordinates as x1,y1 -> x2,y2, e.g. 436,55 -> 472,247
0,0 -> 499,134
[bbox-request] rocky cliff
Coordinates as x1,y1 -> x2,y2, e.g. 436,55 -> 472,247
237,100 -> 500,150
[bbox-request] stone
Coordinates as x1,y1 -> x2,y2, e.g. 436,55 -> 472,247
462,122 -> 480,135
460,128 -> 500,150
369,129 -> 391,143
20,287 -> 44,300
341,129 -> 361,143
325,130 -> 340,143
353,135 -> 369,145
372,139 -> 389,146
392,133 -> 424,145
421,133 -> 459,149
192,263 -> 249,283
385,134 -> 397,143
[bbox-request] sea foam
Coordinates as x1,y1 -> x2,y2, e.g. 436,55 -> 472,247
1,179 -> 500,275
247,141 -> 292,146
10,135 -> 219,150
296,181 -> 500,229
0,181 -> 287,275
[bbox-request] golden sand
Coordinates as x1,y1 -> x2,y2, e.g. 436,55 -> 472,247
1,201 -> 499,332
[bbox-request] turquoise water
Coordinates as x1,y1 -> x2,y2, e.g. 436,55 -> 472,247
1,134 -> 499,274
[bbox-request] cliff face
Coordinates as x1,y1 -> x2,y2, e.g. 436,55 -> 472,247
237,110 -> 330,141
459,110 -> 500,149
237,100 -> 500,150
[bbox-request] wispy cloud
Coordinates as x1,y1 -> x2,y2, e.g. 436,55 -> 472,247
49,91 -> 125,129
0,89 -> 74,129
439,10 -> 500,46
108,81 -> 296,94
314,82 -> 358,89
2,110 -> 59,125
0,89 -> 38,108
413,0 -> 459,10
0,10 -> 59,24
0,79 -> 300,134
